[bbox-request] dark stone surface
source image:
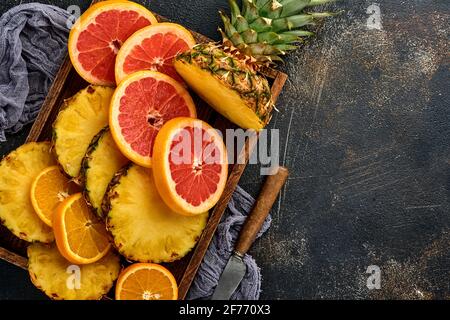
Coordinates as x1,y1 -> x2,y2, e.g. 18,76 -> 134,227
0,0 -> 449,299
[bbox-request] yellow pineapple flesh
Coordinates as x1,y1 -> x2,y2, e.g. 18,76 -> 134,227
0,142 -> 55,243
53,85 -> 114,179
104,164 -> 208,263
174,43 -> 273,130
81,127 -> 129,218
27,243 -> 120,300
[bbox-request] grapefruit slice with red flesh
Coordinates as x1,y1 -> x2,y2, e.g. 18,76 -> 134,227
115,23 -> 196,85
110,71 -> 197,168
68,0 -> 158,86
152,118 -> 228,216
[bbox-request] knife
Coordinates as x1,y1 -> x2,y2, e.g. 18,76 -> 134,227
211,166 -> 289,300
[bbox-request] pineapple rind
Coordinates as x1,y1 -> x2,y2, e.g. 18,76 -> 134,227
81,127 -> 129,218
105,164 -> 208,263
53,85 -> 114,179
0,142 -> 55,243
27,243 -> 120,300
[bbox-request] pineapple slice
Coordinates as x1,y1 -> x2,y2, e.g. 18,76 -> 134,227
174,44 -> 273,131
81,127 -> 129,218
28,243 -> 120,300
0,142 -> 55,243
104,164 -> 208,263
53,85 -> 114,180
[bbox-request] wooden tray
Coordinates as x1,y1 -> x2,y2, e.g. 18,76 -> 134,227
0,0 -> 287,299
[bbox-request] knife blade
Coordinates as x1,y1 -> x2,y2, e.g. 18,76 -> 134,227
211,166 -> 289,300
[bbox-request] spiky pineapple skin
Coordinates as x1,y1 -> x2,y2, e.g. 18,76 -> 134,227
0,142 -> 55,243
28,243 -> 120,300
52,85 -> 114,180
104,164 -> 208,263
175,43 -> 273,130
81,127 -> 129,218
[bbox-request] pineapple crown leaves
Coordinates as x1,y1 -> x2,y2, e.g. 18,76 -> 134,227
219,0 -> 338,63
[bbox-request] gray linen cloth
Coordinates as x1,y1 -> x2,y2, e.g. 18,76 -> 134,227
0,3 -> 70,141
188,186 -> 272,300
0,3 -> 271,300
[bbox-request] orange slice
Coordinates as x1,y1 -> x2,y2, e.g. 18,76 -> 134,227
68,0 -> 158,86
152,117 -> 228,216
53,193 -> 111,264
110,70 -> 197,168
115,263 -> 178,300
30,166 -> 72,227
115,22 -> 196,84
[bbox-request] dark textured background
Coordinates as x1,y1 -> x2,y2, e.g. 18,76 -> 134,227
0,0 -> 449,300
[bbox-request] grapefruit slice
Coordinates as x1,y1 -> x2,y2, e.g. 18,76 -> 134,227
68,0 -> 158,86
110,71 -> 197,168
109,71 -> 197,168
115,23 -> 196,85
152,118 -> 228,216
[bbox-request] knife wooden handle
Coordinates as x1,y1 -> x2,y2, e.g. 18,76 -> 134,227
234,166 -> 289,256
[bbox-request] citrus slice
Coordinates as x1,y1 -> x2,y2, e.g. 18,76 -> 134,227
68,0 -> 158,86
53,193 -> 111,264
30,166 -> 72,227
0,142 -> 55,243
152,118 -> 228,216
115,263 -> 178,300
115,22 -> 196,84
110,70 -> 197,168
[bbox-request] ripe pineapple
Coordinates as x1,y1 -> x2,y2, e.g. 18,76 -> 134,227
174,0 -> 335,130
104,164 -> 208,263
81,127 -> 129,218
53,86 -> 114,180
0,142 -> 55,243
28,243 -> 120,300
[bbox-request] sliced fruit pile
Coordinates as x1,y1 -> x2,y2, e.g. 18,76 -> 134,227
0,0 -> 230,300
115,22 -> 196,85
68,0 -> 158,86
1,0 -> 336,301
69,0 -> 195,87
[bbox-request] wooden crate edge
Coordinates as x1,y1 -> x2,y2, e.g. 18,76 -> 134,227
0,247 -> 27,270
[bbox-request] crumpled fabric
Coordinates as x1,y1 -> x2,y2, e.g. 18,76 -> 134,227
0,3 -> 70,141
188,186 -> 272,300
